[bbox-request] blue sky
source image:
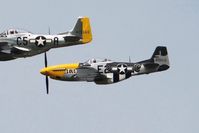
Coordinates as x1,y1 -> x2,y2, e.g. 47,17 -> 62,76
0,0 -> 199,133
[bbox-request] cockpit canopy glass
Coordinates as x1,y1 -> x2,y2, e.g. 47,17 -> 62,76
83,58 -> 112,66
0,29 -> 31,37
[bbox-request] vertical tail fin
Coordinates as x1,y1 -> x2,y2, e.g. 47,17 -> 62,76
151,46 -> 170,71
71,17 -> 92,44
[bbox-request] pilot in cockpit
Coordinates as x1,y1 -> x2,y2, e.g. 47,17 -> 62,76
92,59 -> 96,63
8,29 -> 18,35
0,29 -> 18,37
82,59 -> 97,66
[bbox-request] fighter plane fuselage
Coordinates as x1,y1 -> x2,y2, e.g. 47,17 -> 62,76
0,17 -> 92,61
40,46 -> 170,85
1,33 -> 81,57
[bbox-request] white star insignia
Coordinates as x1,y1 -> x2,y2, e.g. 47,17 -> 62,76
117,64 -> 127,74
36,37 -> 45,46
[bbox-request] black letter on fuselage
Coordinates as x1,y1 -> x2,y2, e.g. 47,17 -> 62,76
17,37 -> 28,46
23,37 -> 28,45
97,65 -> 103,74
17,37 -> 22,45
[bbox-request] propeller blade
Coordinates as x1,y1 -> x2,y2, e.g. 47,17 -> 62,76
45,52 -> 48,68
43,28 -> 51,94
44,52 -> 49,94
46,76 -> 49,94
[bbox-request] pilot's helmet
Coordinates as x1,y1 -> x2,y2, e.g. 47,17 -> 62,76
9,30 -> 15,34
92,59 -> 96,63
8,29 -> 17,35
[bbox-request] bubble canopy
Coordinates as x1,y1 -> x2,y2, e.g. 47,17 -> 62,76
83,58 -> 112,65
0,29 -> 31,37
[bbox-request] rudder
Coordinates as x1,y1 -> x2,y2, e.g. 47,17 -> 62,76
151,46 -> 170,71
71,17 -> 92,44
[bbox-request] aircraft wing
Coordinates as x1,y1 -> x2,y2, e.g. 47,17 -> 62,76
0,42 -> 12,54
0,42 -> 9,50
0,41 -> 30,54
76,66 -> 99,81
0,42 -> 16,60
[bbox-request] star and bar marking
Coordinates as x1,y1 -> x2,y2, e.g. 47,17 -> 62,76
117,64 -> 128,74
29,36 -> 52,47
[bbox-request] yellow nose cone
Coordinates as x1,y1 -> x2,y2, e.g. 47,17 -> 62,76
40,68 -> 48,75
40,63 -> 79,77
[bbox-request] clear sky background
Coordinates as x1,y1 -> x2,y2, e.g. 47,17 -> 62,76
0,0 -> 199,133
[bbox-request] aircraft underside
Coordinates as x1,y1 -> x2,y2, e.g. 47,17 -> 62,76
0,52 -> 15,61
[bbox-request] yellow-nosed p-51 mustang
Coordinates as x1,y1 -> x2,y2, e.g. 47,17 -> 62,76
40,46 -> 170,94
0,17 -> 92,61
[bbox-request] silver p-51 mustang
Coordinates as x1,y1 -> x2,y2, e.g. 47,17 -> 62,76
40,46 -> 170,94
0,17 -> 92,61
